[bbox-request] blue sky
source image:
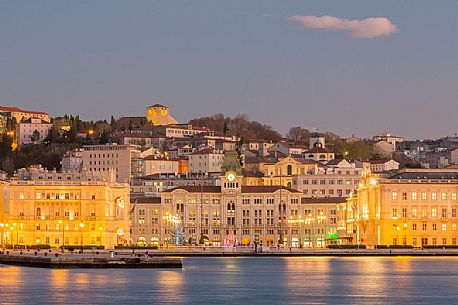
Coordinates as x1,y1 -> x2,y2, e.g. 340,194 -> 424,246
1,0 -> 457,139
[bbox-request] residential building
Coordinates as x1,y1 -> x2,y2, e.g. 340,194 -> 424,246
340,168 -> 458,248
188,148 -> 224,174
2,166 -> 130,249
369,159 -> 400,173
61,148 -> 83,171
81,144 -> 142,183
142,156 -> 189,176
15,117 -> 52,147
292,159 -> 363,198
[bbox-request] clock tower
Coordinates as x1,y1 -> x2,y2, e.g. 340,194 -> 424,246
220,151 -> 243,192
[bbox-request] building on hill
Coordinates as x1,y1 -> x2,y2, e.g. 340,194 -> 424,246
2,166 -> 130,249
61,148 -> 84,171
188,148 -> 224,174
81,144 -> 142,183
15,117 -> 52,147
340,168 -> 458,248
146,104 -> 178,126
369,159 -> 400,173
292,159 -> 363,198
0,106 -> 50,124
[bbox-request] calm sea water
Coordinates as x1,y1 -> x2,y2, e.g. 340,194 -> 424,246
1,257 -> 457,304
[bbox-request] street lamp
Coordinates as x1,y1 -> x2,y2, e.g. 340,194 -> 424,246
99,227 -> 103,247
305,214 -> 314,248
58,220 -> 64,252
79,223 -> 85,248
12,223 -> 18,250
403,223 -> 407,245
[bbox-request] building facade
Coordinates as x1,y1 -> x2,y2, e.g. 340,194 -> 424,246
81,144 -> 142,183
16,118 -> 52,147
341,168 -> 458,248
1,167 -> 130,249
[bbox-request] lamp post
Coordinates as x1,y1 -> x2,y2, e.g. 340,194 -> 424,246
12,223 -> 18,250
305,214 -> 314,248
79,223 -> 85,248
0,223 -> 4,248
58,220 -> 64,252
99,227 -> 103,247
403,223 -> 407,245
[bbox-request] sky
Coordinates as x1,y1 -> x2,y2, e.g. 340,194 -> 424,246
1,0 -> 458,140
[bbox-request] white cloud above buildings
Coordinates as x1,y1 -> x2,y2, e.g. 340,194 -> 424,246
288,15 -> 397,38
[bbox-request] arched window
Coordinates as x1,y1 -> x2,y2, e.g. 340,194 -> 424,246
36,207 -> 41,217
319,154 -> 326,160
287,165 -> 292,176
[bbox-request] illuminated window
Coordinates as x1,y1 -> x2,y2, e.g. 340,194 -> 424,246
452,193 -> 457,201
392,192 -> 398,200
422,192 -> 427,200
412,208 -> 417,218
432,208 -> 437,218
412,192 -> 417,201
392,208 -> 398,218
453,223 -> 457,231
442,223 -> 447,231
432,192 -> 437,201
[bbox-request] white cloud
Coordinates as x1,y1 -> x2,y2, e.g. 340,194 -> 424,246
288,15 -> 397,38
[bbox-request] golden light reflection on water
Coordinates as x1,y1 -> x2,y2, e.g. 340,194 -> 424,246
154,270 -> 184,303
0,266 -> 22,289
283,257 -> 331,291
50,269 -> 69,289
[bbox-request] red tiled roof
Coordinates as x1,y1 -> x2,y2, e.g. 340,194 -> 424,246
0,106 -> 48,115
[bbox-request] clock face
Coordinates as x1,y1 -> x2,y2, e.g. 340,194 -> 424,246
227,173 -> 236,182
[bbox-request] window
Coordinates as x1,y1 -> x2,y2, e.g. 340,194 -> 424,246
452,193 -> 457,201
442,208 -> 447,218
412,208 -> 417,218
442,223 -> 447,231
433,223 -> 437,231
442,192 -> 447,200
412,223 -> 417,231
402,208 -> 407,218
453,223 -> 457,231
432,208 -> 437,218
412,192 -> 417,201
432,192 -> 437,201
392,208 -> 398,218
422,192 -> 427,200
402,192 -> 407,200
422,223 -> 427,231
453,208 -> 457,218
392,192 -> 398,200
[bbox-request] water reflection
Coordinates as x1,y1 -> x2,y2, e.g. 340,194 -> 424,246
1,257 -> 458,304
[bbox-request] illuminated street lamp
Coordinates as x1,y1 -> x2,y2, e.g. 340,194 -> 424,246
79,223 -> 85,247
99,227 -> 103,247
305,214 -> 314,248
58,220 -> 65,252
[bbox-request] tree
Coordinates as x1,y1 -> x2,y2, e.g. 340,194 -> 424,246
287,127 -> 310,143
223,121 -> 228,136
31,130 -> 40,143
99,130 -> 110,144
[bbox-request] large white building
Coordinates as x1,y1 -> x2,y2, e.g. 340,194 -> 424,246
16,117 -> 52,147
81,144 -> 142,183
292,159 -> 363,198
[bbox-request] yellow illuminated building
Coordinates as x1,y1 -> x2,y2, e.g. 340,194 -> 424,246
146,104 -> 178,126
1,166 -> 130,249
341,168 -> 458,248
243,156 -> 318,188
